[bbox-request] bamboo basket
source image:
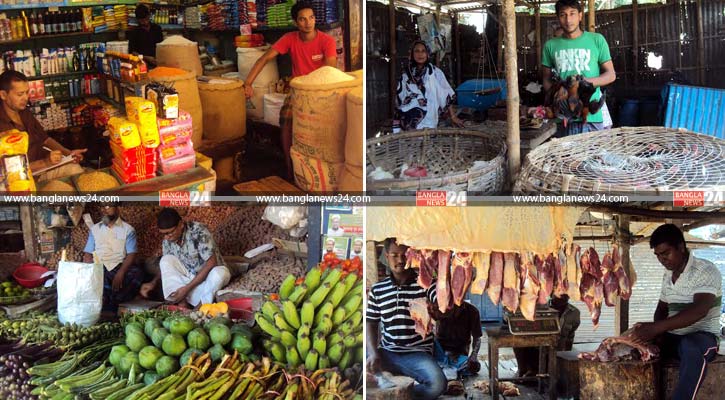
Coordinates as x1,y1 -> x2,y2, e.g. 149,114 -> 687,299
514,127 -> 725,193
366,128 -> 507,193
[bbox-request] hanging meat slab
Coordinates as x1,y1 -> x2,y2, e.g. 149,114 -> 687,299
567,243 -> 581,301
470,251 -> 491,295
409,298 -> 434,339
417,249 -> 438,289
587,247 -> 603,279
405,247 -> 422,269
578,334 -> 660,362
601,252 -> 620,307
554,248 -> 568,297
437,250 -> 452,313
534,254 -> 548,304
487,252 -> 504,305
520,262 -> 541,321
612,244 -> 632,300
502,253 -> 521,313
451,252 -> 474,306
580,273 -> 603,328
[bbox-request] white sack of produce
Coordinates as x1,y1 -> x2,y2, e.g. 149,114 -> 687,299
156,35 -> 203,76
263,93 -> 287,127
262,205 -> 307,230
57,258 -> 103,327
238,47 -> 278,120
290,66 -> 358,163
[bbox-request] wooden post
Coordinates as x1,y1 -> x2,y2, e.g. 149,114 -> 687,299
633,0 -> 639,86
614,214 -> 631,335
503,0 -> 521,181
20,205 -> 36,262
455,14 -> 461,86
389,0 -> 397,119
695,0 -> 705,85
534,3 -> 541,72
497,4 -> 504,74
676,1 -> 682,70
587,0 -> 595,32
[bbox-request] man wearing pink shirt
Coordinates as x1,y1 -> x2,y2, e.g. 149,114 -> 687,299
243,2 -> 337,178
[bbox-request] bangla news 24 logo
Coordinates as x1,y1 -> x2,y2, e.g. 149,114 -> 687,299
673,190 -> 724,207
159,191 -> 211,207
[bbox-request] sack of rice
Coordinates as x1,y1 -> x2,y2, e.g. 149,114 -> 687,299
338,163 -> 362,192
290,66 -> 358,163
148,68 -> 203,146
290,146 -> 343,192
156,35 -> 203,76
345,86 -> 363,167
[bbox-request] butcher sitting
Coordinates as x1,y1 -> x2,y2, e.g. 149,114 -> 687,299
366,238 -> 446,400
629,224 -> 721,400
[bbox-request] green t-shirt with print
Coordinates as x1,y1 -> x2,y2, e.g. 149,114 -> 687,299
542,31 -> 612,123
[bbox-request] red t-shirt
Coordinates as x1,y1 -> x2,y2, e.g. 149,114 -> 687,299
272,30 -> 337,77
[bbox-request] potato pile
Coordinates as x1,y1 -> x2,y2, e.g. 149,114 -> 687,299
45,205 -> 296,269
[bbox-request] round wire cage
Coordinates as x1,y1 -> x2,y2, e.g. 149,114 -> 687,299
366,128 -> 508,193
514,127 -> 725,193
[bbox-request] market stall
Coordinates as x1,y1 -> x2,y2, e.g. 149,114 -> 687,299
366,0 -> 725,191
0,0 -> 363,195
0,203 -> 363,399
365,204 -> 725,399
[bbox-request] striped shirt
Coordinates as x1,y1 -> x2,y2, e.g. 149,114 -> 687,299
366,276 -> 434,353
659,254 -> 722,336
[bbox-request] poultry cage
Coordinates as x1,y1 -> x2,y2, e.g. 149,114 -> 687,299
514,127 -> 725,193
366,128 -> 507,194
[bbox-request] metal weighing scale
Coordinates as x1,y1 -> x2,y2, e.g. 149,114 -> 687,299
504,306 -> 561,335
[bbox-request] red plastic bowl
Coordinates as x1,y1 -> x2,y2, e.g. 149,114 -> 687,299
13,263 -> 50,288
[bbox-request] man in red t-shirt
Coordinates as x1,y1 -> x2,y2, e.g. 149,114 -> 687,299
243,1 -> 337,179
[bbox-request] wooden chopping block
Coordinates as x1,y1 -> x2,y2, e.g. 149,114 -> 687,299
366,375 -> 414,400
557,351 -> 581,398
579,359 -> 658,400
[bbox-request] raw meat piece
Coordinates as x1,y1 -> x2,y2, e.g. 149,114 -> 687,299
417,249 -> 438,289
566,243 -> 581,300
554,248 -> 568,297
405,248 -> 422,269
409,298 -> 433,339
578,333 -> 660,362
473,380 -> 521,396
588,247 -> 602,279
437,251 -> 452,313
470,251 -> 491,295
580,273 -> 603,328
502,253 -> 520,313
601,252 -> 620,307
451,252 -> 474,306
612,244 -> 632,300
540,254 -> 555,300
519,261 -> 541,321
487,252 -> 504,305
534,255 -> 548,304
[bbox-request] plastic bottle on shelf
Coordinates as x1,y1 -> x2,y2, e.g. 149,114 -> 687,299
29,12 -> 38,36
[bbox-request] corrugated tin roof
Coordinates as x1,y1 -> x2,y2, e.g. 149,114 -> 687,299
664,84 -> 725,139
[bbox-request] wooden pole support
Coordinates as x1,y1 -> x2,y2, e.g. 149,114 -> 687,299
695,0 -> 706,85
588,0 -> 595,32
503,0 -> 521,181
389,0 -> 397,119
615,214 -> 631,335
535,4 -> 541,73
633,0 -> 639,86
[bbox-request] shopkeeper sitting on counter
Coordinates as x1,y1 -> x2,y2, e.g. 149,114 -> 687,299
83,203 -> 145,313
629,224 -> 722,400
242,1 -> 337,178
141,208 -> 231,308
0,70 -> 86,182
127,3 -> 164,67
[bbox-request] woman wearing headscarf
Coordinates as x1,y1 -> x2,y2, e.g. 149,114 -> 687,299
394,40 -> 463,132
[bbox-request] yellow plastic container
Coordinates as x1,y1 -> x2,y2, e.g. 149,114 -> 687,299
108,117 -> 141,149
125,97 -> 160,148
